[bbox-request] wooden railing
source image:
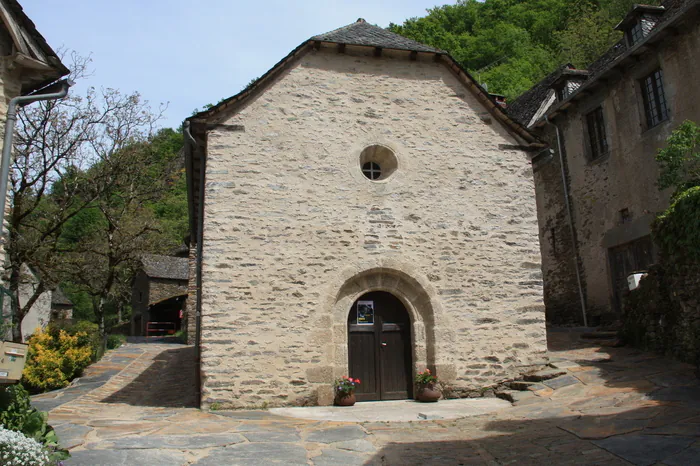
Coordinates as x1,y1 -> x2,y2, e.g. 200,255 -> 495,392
146,321 -> 176,337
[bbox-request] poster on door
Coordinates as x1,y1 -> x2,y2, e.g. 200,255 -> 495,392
357,301 -> 374,325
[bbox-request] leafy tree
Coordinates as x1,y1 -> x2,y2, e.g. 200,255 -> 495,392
389,0 -> 657,99
655,120 -> 700,195
6,52 -> 167,341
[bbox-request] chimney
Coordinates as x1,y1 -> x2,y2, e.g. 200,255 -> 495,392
490,94 -> 507,109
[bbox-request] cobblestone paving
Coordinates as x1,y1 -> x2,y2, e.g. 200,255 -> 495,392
32,331 -> 700,465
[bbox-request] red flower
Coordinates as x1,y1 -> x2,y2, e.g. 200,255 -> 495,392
425,369 -> 431,374
356,379 -> 361,384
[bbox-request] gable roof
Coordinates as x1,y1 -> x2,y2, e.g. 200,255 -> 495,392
185,19 -> 544,240
312,18 -> 442,53
141,254 -> 189,281
51,287 -> 72,307
0,0 -> 69,93
509,0 -> 699,127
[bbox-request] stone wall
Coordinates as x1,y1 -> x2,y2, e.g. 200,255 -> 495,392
624,263 -> 700,368
533,17 -> 700,324
148,278 -> 187,305
185,241 -> 197,344
199,46 -> 547,408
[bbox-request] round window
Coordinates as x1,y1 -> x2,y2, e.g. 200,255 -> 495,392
362,162 -> 381,180
360,145 -> 397,181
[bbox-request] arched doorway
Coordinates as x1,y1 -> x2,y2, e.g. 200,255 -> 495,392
347,291 -> 413,401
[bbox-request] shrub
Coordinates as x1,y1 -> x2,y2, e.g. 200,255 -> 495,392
0,385 -> 69,463
0,425 -> 50,466
64,320 -> 102,360
23,327 -> 92,392
174,329 -> 187,343
653,186 -> 700,264
106,334 -> 126,350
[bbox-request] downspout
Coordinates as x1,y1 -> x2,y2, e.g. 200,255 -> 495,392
0,79 -> 74,231
544,115 -> 588,327
184,120 -> 203,408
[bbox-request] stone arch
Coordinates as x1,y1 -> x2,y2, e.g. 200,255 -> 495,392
325,260 -> 444,381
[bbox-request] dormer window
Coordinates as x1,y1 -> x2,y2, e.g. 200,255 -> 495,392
615,5 -> 665,47
552,67 -> 589,102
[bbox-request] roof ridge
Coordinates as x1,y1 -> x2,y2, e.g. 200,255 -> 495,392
312,18 -> 367,40
311,18 -> 443,53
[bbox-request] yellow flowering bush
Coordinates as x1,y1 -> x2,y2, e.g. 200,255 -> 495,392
22,328 -> 93,392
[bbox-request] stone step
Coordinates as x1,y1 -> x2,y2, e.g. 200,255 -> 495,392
508,381 -> 547,392
495,390 -> 536,404
523,369 -> 567,382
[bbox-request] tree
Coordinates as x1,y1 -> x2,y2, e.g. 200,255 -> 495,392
6,53 -> 163,341
60,130 -> 178,338
655,120 -> 700,195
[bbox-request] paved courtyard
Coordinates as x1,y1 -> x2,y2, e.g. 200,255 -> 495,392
31,331 -> 700,465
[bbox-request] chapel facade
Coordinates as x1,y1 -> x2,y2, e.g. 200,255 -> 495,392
185,20 -> 548,408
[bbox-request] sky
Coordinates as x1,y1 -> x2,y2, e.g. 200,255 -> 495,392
23,0 -> 443,129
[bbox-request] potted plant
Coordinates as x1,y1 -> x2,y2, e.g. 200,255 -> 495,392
333,376 -> 361,406
415,368 -> 440,402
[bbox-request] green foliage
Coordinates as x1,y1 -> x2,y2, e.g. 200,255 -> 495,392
555,1 -> 622,68
389,0 -> 655,99
656,120 -> 700,194
174,329 -> 187,344
653,186 -> 700,264
0,384 -> 70,462
106,334 -> 126,349
415,368 -> 438,385
64,321 -> 103,361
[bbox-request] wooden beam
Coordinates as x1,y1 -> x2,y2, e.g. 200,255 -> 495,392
313,41 -> 321,51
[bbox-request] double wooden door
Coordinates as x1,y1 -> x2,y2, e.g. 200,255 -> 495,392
348,291 -> 413,401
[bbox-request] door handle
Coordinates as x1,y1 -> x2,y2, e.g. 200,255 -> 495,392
381,342 -> 387,347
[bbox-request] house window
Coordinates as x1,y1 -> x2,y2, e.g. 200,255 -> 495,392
586,107 -> 608,160
362,162 -> 381,180
628,21 -> 644,45
641,69 -> 668,129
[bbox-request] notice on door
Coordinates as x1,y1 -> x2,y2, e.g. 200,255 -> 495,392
357,301 -> 374,325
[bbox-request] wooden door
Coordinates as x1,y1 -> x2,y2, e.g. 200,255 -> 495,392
609,236 -> 655,313
348,291 -> 412,401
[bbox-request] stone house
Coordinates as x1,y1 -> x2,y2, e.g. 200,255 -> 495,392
131,254 -> 189,336
509,0 -> 700,325
0,264 -> 73,341
185,19 -> 548,408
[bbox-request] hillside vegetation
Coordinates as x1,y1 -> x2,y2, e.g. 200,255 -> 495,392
389,0 -> 656,100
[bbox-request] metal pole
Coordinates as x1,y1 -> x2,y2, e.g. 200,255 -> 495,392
0,79 -> 74,234
545,115 -> 588,327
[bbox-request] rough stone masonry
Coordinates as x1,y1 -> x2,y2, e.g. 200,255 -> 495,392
187,23 -> 548,409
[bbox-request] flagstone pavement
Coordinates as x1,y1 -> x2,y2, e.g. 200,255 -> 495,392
30,330 -> 700,465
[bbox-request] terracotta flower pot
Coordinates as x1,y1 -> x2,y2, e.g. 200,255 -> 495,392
416,383 -> 441,402
334,392 -> 357,406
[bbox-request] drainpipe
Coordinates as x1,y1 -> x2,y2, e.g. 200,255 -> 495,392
184,120 -> 204,407
0,79 -> 74,233
544,115 -> 588,328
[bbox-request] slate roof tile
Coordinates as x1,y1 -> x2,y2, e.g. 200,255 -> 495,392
312,18 -> 443,53
141,254 -> 189,281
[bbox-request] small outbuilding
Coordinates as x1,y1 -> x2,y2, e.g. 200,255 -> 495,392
131,254 -> 189,336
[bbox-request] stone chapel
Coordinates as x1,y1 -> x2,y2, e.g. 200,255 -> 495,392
184,19 -> 548,408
